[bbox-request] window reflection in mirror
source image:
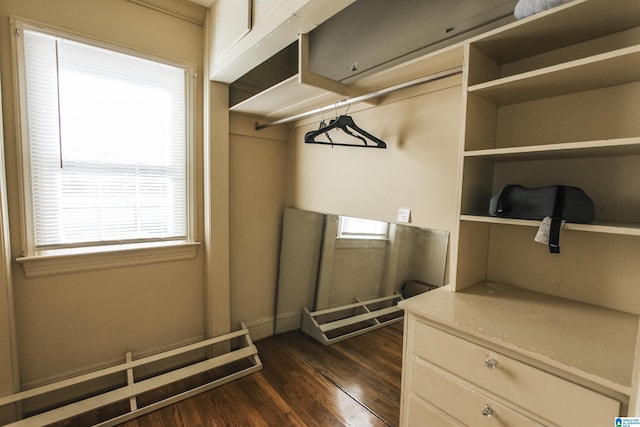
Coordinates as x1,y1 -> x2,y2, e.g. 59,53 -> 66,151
275,208 -> 449,341
337,216 -> 389,239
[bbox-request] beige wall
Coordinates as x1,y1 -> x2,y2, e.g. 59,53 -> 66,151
0,0 -> 206,389
286,76 -> 463,284
0,79 -> 19,421
229,114 -> 287,339
226,76 -> 463,339
0,0 -> 464,404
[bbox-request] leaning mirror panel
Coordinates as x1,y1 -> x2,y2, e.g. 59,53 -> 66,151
275,208 -> 448,344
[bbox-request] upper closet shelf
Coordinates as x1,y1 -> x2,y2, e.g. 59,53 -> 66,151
470,0 -> 640,63
468,45 -> 640,105
348,43 -> 465,93
230,34 -> 362,119
230,74 -> 349,119
230,35 -> 465,121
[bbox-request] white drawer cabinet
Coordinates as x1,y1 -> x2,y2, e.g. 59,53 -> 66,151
400,313 -> 622,427
413,321 -> 620,425
406,396 -> 460,427
411,359 -> 543,426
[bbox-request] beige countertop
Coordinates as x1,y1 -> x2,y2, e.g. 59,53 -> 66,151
399,281 -> 639,396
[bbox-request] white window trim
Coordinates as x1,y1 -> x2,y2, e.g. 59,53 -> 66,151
16,241 -> 200,278
10,16 -> 199,275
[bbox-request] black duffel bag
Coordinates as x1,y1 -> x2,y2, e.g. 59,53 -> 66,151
489,185 -> 595,253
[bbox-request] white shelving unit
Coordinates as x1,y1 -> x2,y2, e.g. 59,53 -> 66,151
229,35 -> 467,122
456,0 -> 640,290
400,0 -> 640,424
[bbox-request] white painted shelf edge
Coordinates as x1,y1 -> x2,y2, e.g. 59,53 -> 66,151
229,74 -> 346,118
464,137 -> 640,160
460,215 -> 640,237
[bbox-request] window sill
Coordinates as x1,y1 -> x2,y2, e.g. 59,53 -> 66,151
335,238 -> 388,249
16,241 -> 201,278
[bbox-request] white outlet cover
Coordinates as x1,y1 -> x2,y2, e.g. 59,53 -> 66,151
397,208 -> 411,223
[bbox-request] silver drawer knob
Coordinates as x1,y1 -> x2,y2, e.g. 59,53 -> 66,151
481,404 -> 494,418
485,358 -> 498,369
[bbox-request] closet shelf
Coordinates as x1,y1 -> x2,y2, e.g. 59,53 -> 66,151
231,39 -> 465,121
230,73 -> 349,119
468,45 -> 640,105
460,215 -> 640,237
470,0 -> 640,64
348,43 -> 465,93
229,33 -> 362,119
464,137 -> 640,161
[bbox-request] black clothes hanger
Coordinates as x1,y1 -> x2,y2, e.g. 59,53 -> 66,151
304,115 -> 387,148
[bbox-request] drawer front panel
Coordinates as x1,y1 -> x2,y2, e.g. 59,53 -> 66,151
411,320 -> 620,426
406,395 -> 461,427
410,360 -> 543,426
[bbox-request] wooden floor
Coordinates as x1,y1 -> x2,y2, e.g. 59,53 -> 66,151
115,322 -> 403,427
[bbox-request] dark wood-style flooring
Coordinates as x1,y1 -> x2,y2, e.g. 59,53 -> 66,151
118,322 -> 403,427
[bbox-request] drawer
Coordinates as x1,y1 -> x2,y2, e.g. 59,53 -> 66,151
410,359 -> 543,426
411,321 -> 620,426
406,395 -> 460,427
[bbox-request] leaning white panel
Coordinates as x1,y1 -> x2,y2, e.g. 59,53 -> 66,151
0,323 -> 262,426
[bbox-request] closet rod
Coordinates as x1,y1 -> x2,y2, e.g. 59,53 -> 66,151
254,66 -> 463,130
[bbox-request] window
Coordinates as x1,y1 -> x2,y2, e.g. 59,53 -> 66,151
337,216 -> 389,239
13,20 -> 194,257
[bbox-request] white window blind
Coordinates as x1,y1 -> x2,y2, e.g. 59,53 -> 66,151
18,27 -> 190,252
338,216 -> 389,239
